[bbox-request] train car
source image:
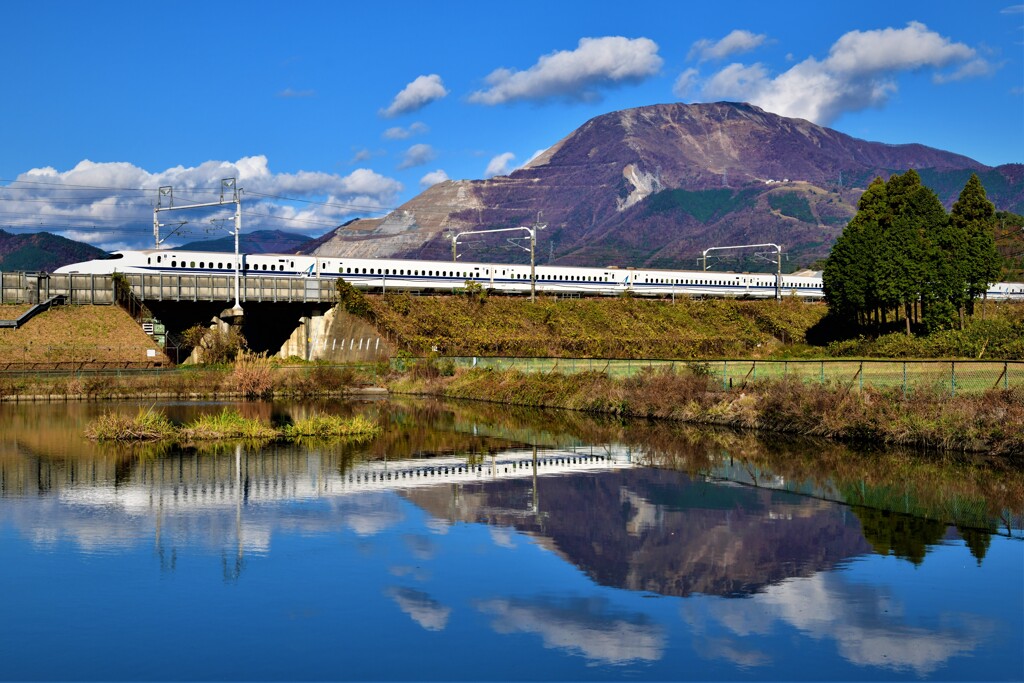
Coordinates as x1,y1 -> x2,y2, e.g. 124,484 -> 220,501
53,248 -> 1024,301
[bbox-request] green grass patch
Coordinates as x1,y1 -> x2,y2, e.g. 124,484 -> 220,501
283,413 -> 380,439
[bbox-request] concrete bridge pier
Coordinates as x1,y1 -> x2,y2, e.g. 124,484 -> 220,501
277,305 -> 393,363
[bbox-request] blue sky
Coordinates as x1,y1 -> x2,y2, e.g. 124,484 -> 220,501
1,0 -> 1021,250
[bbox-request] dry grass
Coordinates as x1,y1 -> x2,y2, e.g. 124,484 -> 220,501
393,367 -> 1024,456
232,351 -> 275,398
0,305 -> 167,366
0,305 -> 31,319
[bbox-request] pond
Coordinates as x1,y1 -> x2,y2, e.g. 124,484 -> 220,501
0,399 -> 1021,681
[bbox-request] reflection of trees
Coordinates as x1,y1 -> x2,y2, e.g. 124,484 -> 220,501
957,525 -> 992,565
850,506 -> 948,565
637,425 -> 1022,541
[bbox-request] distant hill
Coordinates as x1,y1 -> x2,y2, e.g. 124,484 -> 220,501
307,102 -> 1023,271
177,230 -> 311,254
0,230 -> 108,272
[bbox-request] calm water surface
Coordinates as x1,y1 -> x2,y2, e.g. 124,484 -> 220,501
0,400 -> 1021,681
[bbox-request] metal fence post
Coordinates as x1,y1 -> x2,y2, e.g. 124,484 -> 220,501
902,361 -> 907,399
859,361 -> 863,393
723,360 -> 728,390
951,361 -> 956,397
1006,361 -> 1010,391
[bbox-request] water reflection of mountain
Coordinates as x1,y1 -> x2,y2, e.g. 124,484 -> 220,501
404,468 -> 873,598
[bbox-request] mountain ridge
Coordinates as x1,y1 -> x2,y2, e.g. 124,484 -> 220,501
307,102 -> 1022,270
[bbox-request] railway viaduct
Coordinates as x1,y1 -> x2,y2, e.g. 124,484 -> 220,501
0,271 -> 392,363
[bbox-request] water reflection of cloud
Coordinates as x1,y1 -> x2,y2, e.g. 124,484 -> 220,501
386,587 -> 452,631
683,572 -> 992,676
404,533 -> 437,560
488,526 -> 517,549
476,596 -> 664,664
1,489 -> 405,556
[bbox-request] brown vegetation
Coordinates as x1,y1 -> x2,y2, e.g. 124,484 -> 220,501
391,367 -> 1024,456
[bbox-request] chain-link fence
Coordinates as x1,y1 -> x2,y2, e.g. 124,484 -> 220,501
436,356 -> 1024,396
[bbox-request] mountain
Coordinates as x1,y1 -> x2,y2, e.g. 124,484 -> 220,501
306,102 -> 1023,270
0,230 -> 108,272
177,230 -> 311,254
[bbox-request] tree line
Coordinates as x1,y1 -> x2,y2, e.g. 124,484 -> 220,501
822,170 -> 1000,334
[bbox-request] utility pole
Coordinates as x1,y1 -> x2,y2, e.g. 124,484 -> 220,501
701,242 -> 784,300
154,178 -> 243,317
449,222 -> 546,302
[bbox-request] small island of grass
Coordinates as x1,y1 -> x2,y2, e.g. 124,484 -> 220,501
86,408 -> 380,443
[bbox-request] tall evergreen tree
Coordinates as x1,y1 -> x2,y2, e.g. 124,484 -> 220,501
878,170 -> 936,333
950,174 -> 1000,315
824,178 -> 885,326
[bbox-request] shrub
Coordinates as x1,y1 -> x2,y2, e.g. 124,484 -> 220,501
183,324 -> 247,364
232,350 -> 275,399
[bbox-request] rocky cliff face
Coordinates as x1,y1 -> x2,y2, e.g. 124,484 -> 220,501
307,102 -> 1023,269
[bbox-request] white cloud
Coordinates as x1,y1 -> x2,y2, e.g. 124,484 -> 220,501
933,58 -> 996,83
672,67 -> 701,98
380,74 -> 449,117
397,143 -> 437,170
276,87 -> 315,98
382,122 -> 429,140
419,169 -> 449,188
0,157 -> 403,249
689,30 -> 768,62
697,22 -> 988,125
349,148 -> 374,163
468,36 -> 662,105
484,152 -> 515,178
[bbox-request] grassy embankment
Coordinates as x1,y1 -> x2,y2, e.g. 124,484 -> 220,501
365,292 -> 1024,359
86,407 -> 380,443
0,304 -> 168,367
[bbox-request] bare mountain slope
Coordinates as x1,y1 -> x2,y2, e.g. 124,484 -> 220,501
308,102 -> 1022,269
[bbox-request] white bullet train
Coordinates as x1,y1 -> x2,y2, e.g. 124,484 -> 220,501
54,248 -> 1024,300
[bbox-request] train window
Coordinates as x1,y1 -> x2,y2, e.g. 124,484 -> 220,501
190,261 -> 196,268
400,269 -> 405,276
199,262 -> 205,268
217,263 -> 222,269
171,261 -> 176,267
290,261 -> 294,268
346,267 -> 351,274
